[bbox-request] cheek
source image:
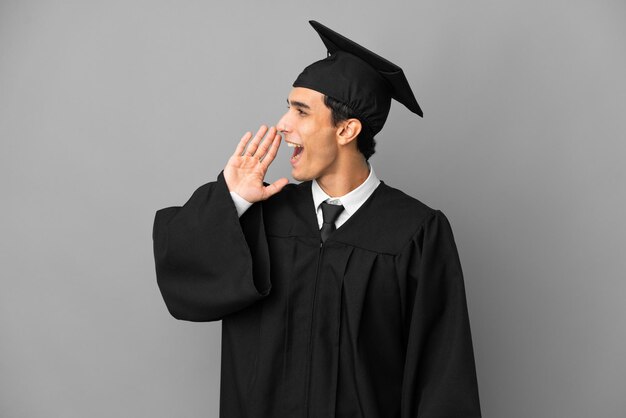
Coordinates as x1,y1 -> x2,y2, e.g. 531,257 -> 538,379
304,123 -> 334,148
305,133 -> 336,161
318,128 -> 338,153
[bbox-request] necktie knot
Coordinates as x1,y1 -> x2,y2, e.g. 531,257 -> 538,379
320,201 -> 344,243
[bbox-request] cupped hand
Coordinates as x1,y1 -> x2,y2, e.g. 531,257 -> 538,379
223,125 -> 289,203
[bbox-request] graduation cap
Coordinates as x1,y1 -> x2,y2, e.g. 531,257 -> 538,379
293,20 -> 422,137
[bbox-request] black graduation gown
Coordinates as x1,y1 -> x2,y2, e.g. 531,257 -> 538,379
153,171 -> 481,418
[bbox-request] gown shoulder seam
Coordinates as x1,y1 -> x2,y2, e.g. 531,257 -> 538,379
394,208 -> 440,256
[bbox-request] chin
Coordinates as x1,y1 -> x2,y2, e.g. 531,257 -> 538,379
291,169 -> 313,182
291,172 -> 306,182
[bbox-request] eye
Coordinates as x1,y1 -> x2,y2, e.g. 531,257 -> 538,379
286,103 -> 307,116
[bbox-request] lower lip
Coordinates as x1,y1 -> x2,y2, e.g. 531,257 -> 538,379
290,148 -> 303,166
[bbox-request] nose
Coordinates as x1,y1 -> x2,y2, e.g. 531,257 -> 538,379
276,110 -> 291,134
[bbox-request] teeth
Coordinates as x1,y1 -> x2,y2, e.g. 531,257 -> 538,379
286,141 -> 303,148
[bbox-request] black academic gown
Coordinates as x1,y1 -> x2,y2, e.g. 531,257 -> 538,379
153,171 -> 481,418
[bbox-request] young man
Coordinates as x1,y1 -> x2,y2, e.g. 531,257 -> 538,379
153,21 -> 481,418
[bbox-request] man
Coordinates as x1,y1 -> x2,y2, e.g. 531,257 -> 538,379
153,21 -> 481,418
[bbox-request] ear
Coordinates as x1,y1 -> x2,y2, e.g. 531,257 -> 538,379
336,118 -> 362,146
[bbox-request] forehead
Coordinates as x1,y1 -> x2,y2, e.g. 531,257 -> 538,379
288,87 -> 325,109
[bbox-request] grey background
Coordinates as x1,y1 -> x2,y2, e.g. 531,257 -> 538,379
1,1 -> 625,417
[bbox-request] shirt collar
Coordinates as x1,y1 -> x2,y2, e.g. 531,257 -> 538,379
311,163 -> 380,216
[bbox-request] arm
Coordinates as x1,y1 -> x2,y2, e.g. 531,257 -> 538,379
398,211 -> 482,417
153,126 -> 288,321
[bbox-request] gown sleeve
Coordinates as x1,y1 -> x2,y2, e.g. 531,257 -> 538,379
152,171 -> 271,321
397,210 -> 481,418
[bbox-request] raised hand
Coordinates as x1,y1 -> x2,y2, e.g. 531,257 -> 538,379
223,125 -> 289,203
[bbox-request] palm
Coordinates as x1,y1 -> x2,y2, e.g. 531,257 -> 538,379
223,126 -> 289,203
225,153 -> 270,202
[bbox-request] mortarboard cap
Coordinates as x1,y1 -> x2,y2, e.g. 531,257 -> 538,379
293,20 -> 422,137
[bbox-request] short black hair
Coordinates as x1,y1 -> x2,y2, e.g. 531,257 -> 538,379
323,95 -> 377,160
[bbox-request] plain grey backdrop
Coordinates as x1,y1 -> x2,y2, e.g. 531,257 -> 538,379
2,1 -> 625,417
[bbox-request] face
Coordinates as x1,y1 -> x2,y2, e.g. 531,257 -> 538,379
276,87 -> 339,181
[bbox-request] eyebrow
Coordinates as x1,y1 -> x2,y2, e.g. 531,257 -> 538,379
287,98 -> 311,110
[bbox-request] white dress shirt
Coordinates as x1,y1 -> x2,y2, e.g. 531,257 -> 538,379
230,163 -> 381,229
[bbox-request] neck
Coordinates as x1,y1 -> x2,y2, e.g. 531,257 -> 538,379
316,155 -> 370,197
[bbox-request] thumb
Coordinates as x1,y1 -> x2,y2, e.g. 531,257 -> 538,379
263,177 -> 289,199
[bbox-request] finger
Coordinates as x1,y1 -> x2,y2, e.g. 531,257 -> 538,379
247,125 -> 274,156
234,131 -> 252,156
244,125 -> 269,156
263,177 -> 289,199
255,126 -> 277,159
260,134 -> 282,168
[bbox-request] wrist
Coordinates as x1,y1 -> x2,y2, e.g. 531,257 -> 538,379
230,191 -> 253,216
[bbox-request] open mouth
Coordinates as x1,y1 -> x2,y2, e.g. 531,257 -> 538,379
286,141 -> 304,161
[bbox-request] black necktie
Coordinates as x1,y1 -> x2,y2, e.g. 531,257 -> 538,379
320,201 -> 344,243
